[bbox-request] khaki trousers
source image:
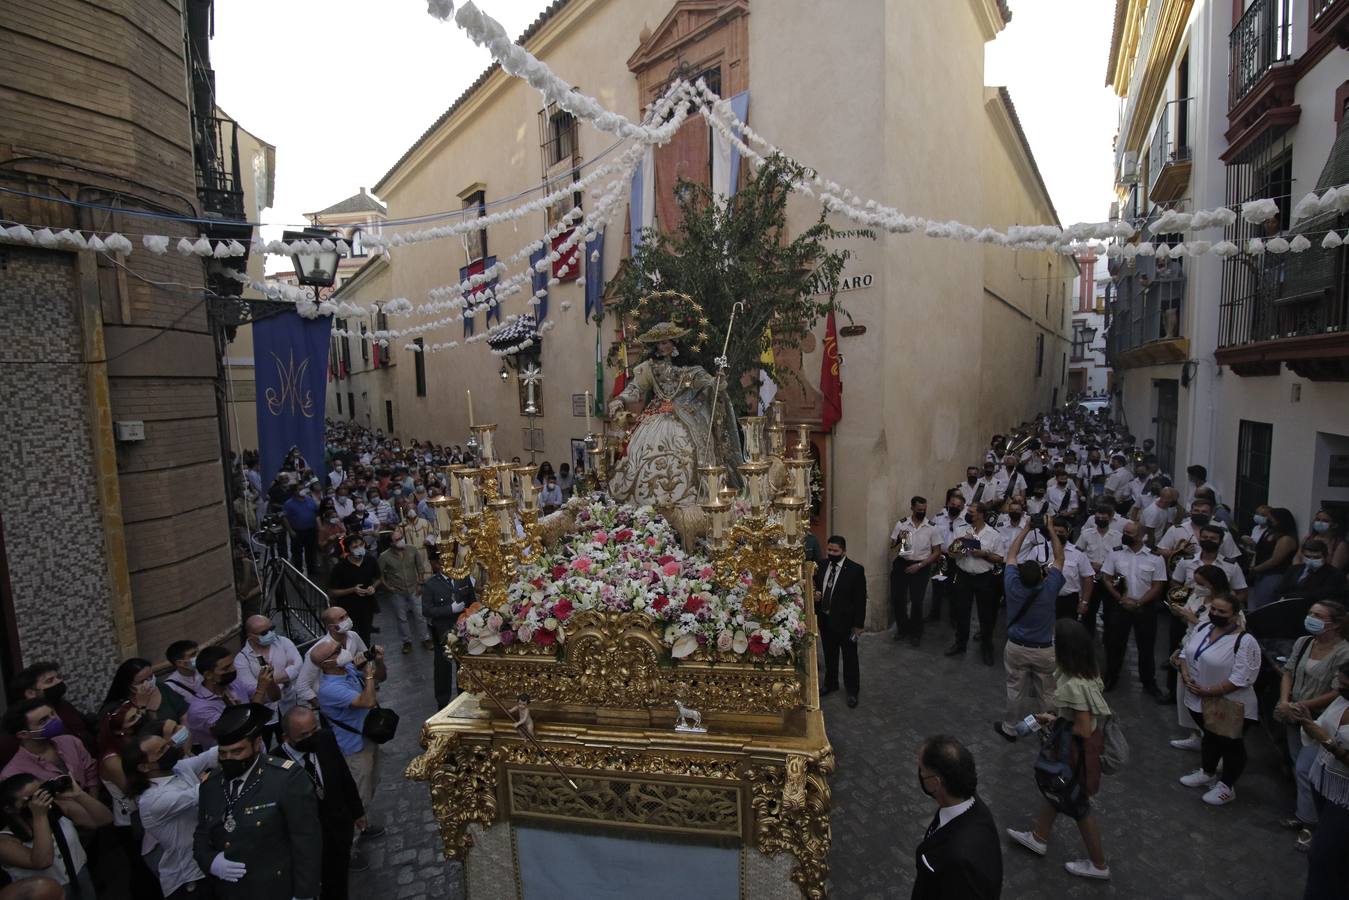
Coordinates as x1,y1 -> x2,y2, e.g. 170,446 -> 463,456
1002,640 -> 1058,727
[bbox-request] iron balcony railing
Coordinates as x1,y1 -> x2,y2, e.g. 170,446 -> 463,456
1217,229 -> 1349,348
1107,255 -> 1187,362
1229,0 -> 1293,109
1313,0 -> 1338,23
1149,97 -> 1195,197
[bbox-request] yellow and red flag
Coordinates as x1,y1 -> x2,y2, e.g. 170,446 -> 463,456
819,311 -> 842,432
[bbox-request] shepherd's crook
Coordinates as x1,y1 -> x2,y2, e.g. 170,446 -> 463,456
707,301 -> 744,459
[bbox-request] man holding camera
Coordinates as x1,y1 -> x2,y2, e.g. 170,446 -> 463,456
993,518 -> 1065,742
314,638 -> 386,840
0,699 -> 98,789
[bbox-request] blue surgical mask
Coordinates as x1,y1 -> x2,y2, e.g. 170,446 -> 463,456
1305,557 -> 1325,572
1306,615 -> 1327,635
170,727 -> 190,747
257,631 -> 278,646
1252,514 -> 1267,526
1313,521 -> 1331,534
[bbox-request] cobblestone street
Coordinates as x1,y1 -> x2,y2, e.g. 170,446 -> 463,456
354,605 -> 1307,899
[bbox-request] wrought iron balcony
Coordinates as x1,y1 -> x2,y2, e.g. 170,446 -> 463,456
1106,254 -> 1189,369
1216,219 -> 1349,378
1229,0 -> 1293,110
1149,98 -> 1194,204
1310,0 -> 1349,45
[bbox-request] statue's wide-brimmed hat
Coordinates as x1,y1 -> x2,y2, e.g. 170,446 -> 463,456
637,321 -> 689,343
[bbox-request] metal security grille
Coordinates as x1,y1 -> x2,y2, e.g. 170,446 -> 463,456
1235,420 -> 1273,529
1218,130 -> 1293,348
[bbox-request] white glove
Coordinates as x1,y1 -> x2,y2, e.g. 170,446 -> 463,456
210,852 -> 247,882
451,600 -> 466,613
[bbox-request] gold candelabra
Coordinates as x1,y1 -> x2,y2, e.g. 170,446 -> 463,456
427,423 -> 545,611
701,414 -> 812,621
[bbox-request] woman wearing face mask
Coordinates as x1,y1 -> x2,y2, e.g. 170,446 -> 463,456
328,537 -> 384,646
97,702 -> 178,899
123,728 -> 220,899
1251,507 -> 1300,610
100,657 -> 183,726
1275,601 -> 1349,850
1177,593 -> 1262,807
1290,660 -> 1349,898
1167,565 -> 1236,750
1302,509 -> 1349,573
0,772 -> 111,897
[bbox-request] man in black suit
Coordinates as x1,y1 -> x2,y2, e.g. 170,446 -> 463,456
280,706 -> 366,899
912,735 -> 1002,900
1275,539 -> 1347,605
813,535 -> 866,707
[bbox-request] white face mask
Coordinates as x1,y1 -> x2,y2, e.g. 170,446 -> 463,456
394,539 -> 407,549
336,617 -> 354,634
334,648 -> 354,667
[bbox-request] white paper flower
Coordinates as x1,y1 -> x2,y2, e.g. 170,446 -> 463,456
34,228 -> 58,248
1248,238 -> 1266,255
1292,192 -> 1323,224
87,235 -> 107,252
1241,198 -> 1279,224
1323,231 -> 1343,250
1288,234 -> 1312,253
1210,240 -> 1240,258
1266,236 -> 1291,254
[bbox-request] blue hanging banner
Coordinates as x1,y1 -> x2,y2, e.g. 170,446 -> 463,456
530,243 -> 549,321
254,311 -> 332,486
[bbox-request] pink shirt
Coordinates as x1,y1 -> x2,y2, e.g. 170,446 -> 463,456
0,735 -> 98,789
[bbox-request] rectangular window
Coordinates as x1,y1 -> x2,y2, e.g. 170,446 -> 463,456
414,338 -> 426,397
1071,324 -> 1090,360
463,190 -> 487,262
347,392 -> 355,420
376,310 -> 390,366
360,323 -> 369,364
336,392 -> 342,414
338,319 -> 351,376
1235,420 -> 1273,528
1035,332 -> 1045,376
385,399 -> 395,435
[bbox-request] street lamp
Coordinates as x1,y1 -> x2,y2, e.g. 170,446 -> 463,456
283,228 -> 341,288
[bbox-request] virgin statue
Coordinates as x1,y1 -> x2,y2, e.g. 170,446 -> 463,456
607,321 -> 744,508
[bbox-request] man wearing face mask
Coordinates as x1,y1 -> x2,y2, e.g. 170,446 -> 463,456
957,467 -> 983,509
234,616 -> 303,741
280,706 -> 366,895
911,734 -> 1002,899
422,548 -> 477,708
328,537 -> 384,646
1158,500 -> 1239,566
927,493 -> 967,625
379,526 -> 432,655
160,640 -> 203,714
295,607 -> 382,709
1101,522 -> 1168,697
1045,468 -> 1083,524
314,641 -> 386,840
193,704 -> 321,900
813,536 -> 867,707
1077,504 -> 1123,602
1275,539 -> 1348,606
890,497 -> 942,647
994,453 -> 1028,504
129,730 -> 220,898
946,503 -> 1005,666
0,700 -> 98,789
186,646 -> 270,750
4,663 -> 96,759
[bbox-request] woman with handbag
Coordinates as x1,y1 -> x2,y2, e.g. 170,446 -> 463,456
1005,619 -> 1113,881
1276,601 -> 1349,851
1177,592 -> 1262,806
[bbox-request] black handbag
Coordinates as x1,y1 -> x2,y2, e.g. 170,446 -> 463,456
331,704 -> 400,745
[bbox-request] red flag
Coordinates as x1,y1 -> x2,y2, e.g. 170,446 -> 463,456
819,311 -> 842,432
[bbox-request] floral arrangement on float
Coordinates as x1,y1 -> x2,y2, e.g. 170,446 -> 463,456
448,499 -> 808,664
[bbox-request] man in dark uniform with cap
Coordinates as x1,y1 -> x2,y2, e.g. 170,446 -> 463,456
193,703 -> 321,900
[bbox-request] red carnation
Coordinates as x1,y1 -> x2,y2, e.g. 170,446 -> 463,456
683,595 -> 705,615
615,529 -> 634,542
652,595 -> 669,612
535,628 -> 557,647
657,555 -> 675,567
551,565 -> 568,580
747,634 -> 769,656
553,598 -> 574,620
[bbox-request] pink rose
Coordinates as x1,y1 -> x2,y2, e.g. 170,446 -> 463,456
699,566 -> 715,580
662,561 -> 681,577
594,530 -> 609,544
571,557 -> 592,573
716,630 -> 733,651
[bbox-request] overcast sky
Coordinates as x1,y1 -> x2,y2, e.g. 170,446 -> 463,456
211,0 -> 1119,261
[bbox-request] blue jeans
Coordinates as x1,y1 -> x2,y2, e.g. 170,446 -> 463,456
387,591 -> 428,643
1290,727 -> 1320,825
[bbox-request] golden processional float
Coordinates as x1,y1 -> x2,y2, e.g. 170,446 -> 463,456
406,398 -> 833,900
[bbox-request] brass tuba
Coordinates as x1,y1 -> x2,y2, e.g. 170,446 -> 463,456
1005,431 -> 1036,458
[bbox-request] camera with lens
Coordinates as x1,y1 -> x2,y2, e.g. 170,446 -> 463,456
257,513 -> 287,545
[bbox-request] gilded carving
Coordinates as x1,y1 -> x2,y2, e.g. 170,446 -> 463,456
456,610 -> 804,714
508,771 -> 742,837
406,732 -> 499,860
749,749 -> 835,900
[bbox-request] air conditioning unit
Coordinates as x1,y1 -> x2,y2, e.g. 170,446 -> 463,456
1118,151 -> 1139,186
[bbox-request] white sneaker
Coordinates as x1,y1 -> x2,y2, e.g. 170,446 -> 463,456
1179,769 -> 1216,788
1065,859 -> 1111,880
1202,783 -> 1236,806
1169,734 -> 1201,751
1006,828 -> 1047,856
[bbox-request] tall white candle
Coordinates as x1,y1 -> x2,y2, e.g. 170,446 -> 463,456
467,390 -> 475,427
585,390 -> 592,433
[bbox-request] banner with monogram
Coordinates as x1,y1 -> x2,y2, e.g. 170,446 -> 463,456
254,311 -> 332,485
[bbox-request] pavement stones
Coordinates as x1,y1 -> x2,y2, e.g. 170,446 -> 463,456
356,607 -> 1307,899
